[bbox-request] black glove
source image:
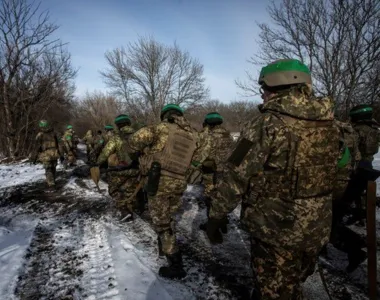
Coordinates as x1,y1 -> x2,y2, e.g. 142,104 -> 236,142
60,156 -> 64,163
202,218 -> 225,244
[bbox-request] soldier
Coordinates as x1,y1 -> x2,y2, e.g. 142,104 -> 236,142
104,125 -> 115,144
350,104 -> 380,169
348,105 -> 380,224
82,130 -> 94,161
125,104 -> 198,279
63,125 -> 76,166
89,130 -> 105,165
31,120 -> 63,190
204,59 -> 339,299
328,120 -> 366,272
96,115 -> 140,221
197,112 -> 233,231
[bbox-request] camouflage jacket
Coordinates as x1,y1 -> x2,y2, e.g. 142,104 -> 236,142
34,128 -> 61,162
104,131 -> 114,144
82,131 -> 94,147
335,120 -> 361,181
63,129 -> 74,152
199,125 -> 233,172
352,119 -> 380,162
97,126 -> 135,167
126,115 -> 200,179
209,91 -> 340,250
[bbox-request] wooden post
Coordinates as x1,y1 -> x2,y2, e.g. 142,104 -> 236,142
366,180 -> 377,300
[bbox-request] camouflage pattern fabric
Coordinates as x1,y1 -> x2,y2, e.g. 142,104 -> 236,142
104,130 -> 114,144
34,129 -> 61,187
89,134 -> 105,164
82,130 -> 94,159
126,115 -> 199,255
107,169 -> 141,212
63,129 -> 76,164
43,160 -> 58,187
97,126 -> 139,211
208,90 -> 339,299
147,176 -> 187,255
199,125 -> 233,195
251,238 -> 317,300
333,120 -> 361,202
352,119 -> 380,163
97,126 -> 135,166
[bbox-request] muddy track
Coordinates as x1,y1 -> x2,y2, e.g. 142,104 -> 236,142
0,162 -> 376,300
15,218 -> 85,300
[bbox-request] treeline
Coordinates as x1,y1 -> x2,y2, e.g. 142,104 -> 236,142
1,0 -> 379,159
70,92 -> 259,137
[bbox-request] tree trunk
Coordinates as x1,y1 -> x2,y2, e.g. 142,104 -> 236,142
3,87 -> 16,159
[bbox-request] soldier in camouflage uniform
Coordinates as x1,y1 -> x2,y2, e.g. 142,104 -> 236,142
204,59 -> 340,299
96,115 -> 140,221
328,120 -> 365,272
89,130 -> 105,164
32,120 -> 63,189
126,104 -> 198,279
350,104 -> 380,168
82,130 -> 94,161
197,112 -> 233,231
347,105 -> 380,224
63,125 -> 76,166
104,125 -> 115,144
333,120 -> 361,205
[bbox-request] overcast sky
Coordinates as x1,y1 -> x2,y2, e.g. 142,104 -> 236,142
38,0 -> 271,102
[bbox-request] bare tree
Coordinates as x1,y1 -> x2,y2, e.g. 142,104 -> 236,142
70,91 -> 124,137
237,0 -> 380,119
101,36 -> 210,123
0,0 -> 76,158
186,99 -> 259,132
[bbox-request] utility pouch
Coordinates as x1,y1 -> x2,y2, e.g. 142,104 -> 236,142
227,138 -> 254,167
145,161 -> 161,196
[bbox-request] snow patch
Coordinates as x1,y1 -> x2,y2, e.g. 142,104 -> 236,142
0,215 -> 38,299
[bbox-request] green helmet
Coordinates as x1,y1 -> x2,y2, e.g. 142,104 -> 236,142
204,112 -> 223,126
114,114 -> 131,126
39,120 -> 49,128
67,125 -> 73,130
349,104 -> 373,122
104,125 -> 114,130
258,59 -> 312,87
160,104 -> 184,120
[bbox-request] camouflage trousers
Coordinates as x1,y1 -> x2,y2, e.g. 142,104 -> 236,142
86,145 -> 93,161
42,160 -> 57,187
202,173 -> 215,196
251,238 -> 319,300
148,176 -> 187,256
107,169 -> 141,212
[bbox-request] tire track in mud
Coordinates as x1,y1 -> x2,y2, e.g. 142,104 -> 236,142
79,220 -> 121,300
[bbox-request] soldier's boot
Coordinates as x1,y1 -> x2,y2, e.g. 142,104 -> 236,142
157,237 -> 165,257
158,252 -> 186,279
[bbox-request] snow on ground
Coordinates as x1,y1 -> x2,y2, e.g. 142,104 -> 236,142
0,145 -> 379,299
0,215 -> 38,299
